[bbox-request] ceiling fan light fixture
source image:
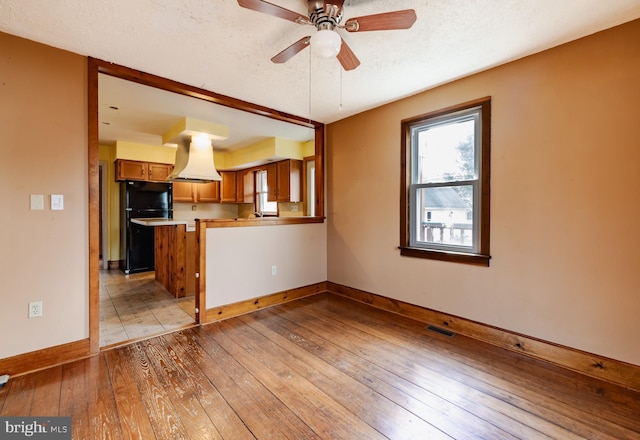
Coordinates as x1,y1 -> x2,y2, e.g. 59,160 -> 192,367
311,29 -> 341,59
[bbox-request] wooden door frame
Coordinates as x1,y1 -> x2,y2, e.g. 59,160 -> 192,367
87,57 -> 325,353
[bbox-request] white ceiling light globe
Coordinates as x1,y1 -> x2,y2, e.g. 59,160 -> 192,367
311,29 -> 342,59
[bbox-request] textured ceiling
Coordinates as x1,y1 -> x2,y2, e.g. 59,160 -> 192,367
2,0 -> 640,127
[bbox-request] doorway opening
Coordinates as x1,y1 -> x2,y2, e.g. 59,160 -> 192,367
98,163 -> 195,348
98,270 -> 195,348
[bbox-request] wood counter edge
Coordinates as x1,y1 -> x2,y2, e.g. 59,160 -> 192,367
199,216 -> 325,228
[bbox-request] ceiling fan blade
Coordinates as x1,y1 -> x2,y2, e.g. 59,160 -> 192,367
324,0 -> 345,14
345,9 -> 417,32
237,0 -> 308,24
271,36 -> 311,64
337,38 -> 360,71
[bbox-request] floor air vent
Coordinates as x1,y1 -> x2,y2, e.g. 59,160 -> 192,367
426,325 -> 456,337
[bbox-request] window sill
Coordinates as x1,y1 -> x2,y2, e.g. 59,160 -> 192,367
399,246 -> 490,267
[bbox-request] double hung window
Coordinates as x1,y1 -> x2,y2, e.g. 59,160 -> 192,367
256,170 -> 277,215
400,98 -> 491,266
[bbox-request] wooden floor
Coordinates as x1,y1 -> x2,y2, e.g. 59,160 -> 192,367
1,294 -> 639,439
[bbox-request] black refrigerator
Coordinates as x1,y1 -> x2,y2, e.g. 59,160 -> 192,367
120,180 -> 173,274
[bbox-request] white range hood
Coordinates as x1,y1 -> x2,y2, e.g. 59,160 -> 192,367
167,136 -> 222,183
164,118 -> 229,183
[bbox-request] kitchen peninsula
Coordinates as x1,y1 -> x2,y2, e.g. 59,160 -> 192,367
132,215 -> 320,299
132,218 -> 196,298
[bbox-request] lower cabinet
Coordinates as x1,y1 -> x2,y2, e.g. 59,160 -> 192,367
154,224 -> 196,298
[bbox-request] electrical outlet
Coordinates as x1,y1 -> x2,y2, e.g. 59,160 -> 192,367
29,301 -> 43,318
271,265 -> 277,276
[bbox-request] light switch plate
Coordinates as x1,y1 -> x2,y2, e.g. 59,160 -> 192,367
30,194 -> 44,210
51,194 -> 64,210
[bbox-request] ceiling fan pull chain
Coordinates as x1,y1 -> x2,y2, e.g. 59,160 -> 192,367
339,67 -> 343,111
308,47 -> 313,123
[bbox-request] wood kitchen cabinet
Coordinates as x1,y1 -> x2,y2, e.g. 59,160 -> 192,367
235,170 -> 245,203
266,163 -> 277,202
241,169 -> 255,203
220,171 -> 237,203
198,181 -> 221,202
154,224 -> 196,298
172,181 -> 193,202
276,159 -> 302,202
147,162 -> 173,181
115,159 -> 172,182
173,181 -> 220,203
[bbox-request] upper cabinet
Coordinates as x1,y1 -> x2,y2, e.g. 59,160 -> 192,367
147,162 -> 173,181
220,171 -> 237,203
173,181 -> 220,203
115,159 -> 172,182
276,159 -> 302,202
197,181 -> 221,203
266,163 -> 277,202
116,158 -> 302,205
241,170 -> 255,204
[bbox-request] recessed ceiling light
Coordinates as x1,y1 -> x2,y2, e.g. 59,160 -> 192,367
109,106 -> 119,110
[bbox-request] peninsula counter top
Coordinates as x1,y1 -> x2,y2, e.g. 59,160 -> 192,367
132,218 -> 196,232
132,216 -> 324,230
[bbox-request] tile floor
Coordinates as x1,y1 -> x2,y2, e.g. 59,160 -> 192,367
99,269 -> 195,347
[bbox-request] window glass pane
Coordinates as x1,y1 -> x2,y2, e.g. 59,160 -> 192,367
416,119 -> 476,183
306,160 -> 315,216
256,170 -> 277,214
414,186 -> 474,248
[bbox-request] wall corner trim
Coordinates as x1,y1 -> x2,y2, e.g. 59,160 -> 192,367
326,282 -> 640,393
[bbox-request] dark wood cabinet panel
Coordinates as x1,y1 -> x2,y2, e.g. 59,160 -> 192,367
154,224 -> 195,298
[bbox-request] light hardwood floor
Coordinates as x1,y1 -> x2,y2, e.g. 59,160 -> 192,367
2,293 -> 639,439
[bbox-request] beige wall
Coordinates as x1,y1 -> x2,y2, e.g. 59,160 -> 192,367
0,30 -> 326,362
206,223 -> 327,307
327,20 -> 640,366
0,32 -> 88,358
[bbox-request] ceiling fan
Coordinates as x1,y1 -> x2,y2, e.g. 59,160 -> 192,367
237,0 -> 417,71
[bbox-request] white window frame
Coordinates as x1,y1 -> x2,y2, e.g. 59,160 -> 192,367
256,170 -> 277,215
409,109 -> 481,253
